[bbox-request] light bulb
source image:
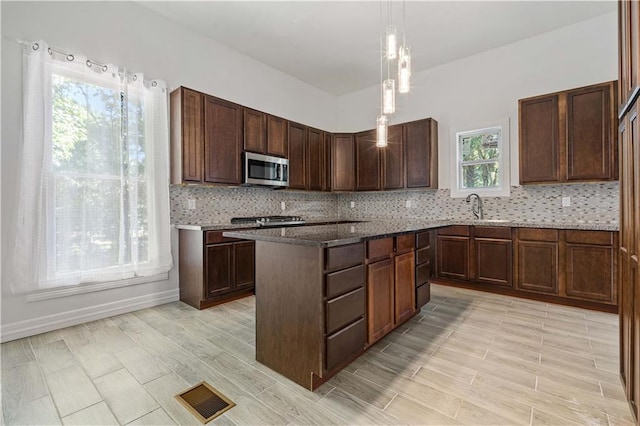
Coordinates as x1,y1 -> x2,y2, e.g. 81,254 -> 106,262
383,79 -> 395,114
385,25 -> 397,60
398,45 -> 411,93
376,115 -> 388,147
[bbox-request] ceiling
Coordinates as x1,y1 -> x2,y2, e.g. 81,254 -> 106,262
139,1 -> 616,96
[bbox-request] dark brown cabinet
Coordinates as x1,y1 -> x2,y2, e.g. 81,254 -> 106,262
519,81 -> 617,185
307,128 -> 324,191
436,226 -> 470,281
331,134 -> 356,191
382,125 -> 404,189
287,122 -> 307,190
515,229 -> 559,294
565,230 -> 617,303
618,19 -> 639,416
474,227 -> 513,288
323,243 -> 366,372
355,130 -> 381,191
243,108 -> 267,154
266,115 -> 288,157
171,88 -> 203,183
405,118 -> 438,189
415,230 -> 435,309
394,235 -> 416,324
179,230 -> 255,310
366,235 -> 417,345
322,133 -> 332,191
203,96 -> 243,185
367,257 -> 394,344
619,0 -> 640,116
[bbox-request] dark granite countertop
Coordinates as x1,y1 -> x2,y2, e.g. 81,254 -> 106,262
221,218 -> 619,247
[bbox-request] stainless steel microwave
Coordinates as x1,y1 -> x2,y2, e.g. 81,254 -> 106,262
242,152 -> 289,188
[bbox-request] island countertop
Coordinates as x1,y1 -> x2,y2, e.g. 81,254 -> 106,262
222,218 -> 618,247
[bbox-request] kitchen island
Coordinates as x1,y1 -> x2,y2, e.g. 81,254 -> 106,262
224,221 -> 443,390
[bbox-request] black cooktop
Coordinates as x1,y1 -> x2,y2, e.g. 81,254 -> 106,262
230,215 -> 305,227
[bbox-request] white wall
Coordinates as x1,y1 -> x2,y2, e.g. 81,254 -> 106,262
335,12 -> 618,189
0,1 -> 337,341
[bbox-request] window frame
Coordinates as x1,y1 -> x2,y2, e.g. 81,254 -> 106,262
450,118 -> 511,198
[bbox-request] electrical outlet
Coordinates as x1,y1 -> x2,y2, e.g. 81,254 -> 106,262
350,226 -> 355,233
281,201 -> 286,211
562,196 -> 571,207
350,201 -> 355,208
405,200 -> 411,208
188,199 -> 196,210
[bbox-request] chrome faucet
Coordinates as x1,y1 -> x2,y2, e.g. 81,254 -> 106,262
466,193 -> 484,219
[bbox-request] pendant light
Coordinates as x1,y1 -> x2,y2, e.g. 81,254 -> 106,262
376,115 -> 388,148
385,25 -> 397,60
382,79 -> 395,114
397,0 -> 411,94
398,45 -> 411,93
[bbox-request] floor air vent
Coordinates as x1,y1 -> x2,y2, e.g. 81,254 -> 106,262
175,381 -> 235,423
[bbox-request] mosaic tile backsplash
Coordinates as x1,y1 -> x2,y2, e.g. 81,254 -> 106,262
171,182 -> 619,225
170,185 -> 339,225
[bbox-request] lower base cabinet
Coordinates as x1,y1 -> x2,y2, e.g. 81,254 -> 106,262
179,230 -> 255,309
435,226 -> 617,312
415,230 -> 436,309
367,235 -> 416,345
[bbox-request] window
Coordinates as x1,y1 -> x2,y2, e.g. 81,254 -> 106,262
10,41 -> 172,293
450,119 -> 510,198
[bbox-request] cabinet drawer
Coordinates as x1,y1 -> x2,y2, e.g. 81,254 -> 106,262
475,227 -> 512,239
326,317 -> 365,371
416,231 -> 432,249
517,228 -> 559,242
416,262 -> 431,286
326,265 -> 365,298
326,288 -> 365,335
416,283 -> 431,309
206,231 -> 241,244
438,225 -> 470,237
367,238 -> 393,261
565,230 -> 613,246
416,246 -> 430,265
396,234 -> 415,253
326,243 -> 364,272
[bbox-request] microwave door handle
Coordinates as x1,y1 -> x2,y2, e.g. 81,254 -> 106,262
275,164 -> 281,181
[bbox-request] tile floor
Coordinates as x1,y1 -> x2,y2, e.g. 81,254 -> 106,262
1,284 -> 635,425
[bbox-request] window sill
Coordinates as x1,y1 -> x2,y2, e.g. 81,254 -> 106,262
26,273 -> 170,302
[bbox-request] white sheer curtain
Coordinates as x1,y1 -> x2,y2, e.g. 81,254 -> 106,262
9,40 -> 172,293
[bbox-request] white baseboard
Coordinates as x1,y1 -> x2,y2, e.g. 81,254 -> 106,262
1,289 -> 179,342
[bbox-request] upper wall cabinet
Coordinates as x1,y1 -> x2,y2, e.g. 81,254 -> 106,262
518,81 -> 618,185
404,118 -> 438,189
332,134 -> 356,191
170,87 -> 242,185
619,0 -> 640,117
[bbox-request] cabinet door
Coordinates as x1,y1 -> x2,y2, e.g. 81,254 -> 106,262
266,115 -> 287,158
382,125 -> 404,189
322,133 -> 332,191
332,134 -> 355,191
205,243 -> 234,298
519,95 -> 560,184
307,128 -> 323,191
203,96 -> 242,184
243,108 -> 266,154
180,88 -> 203,183
367,258 -> 394,344
619,0 -> 640,111
395,251 -> 415,324
234,241 -> 255,290
288,122 -> 307,190
475,238 -> 512,287
566,244 -> 614,303
355,130 -> 381,191
404,119 -> 437,188
566,83 -> 615,181
436,236 -> 470,281
516,241 -> 559,294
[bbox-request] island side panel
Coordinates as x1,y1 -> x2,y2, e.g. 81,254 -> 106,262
255,241 -> 324,389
